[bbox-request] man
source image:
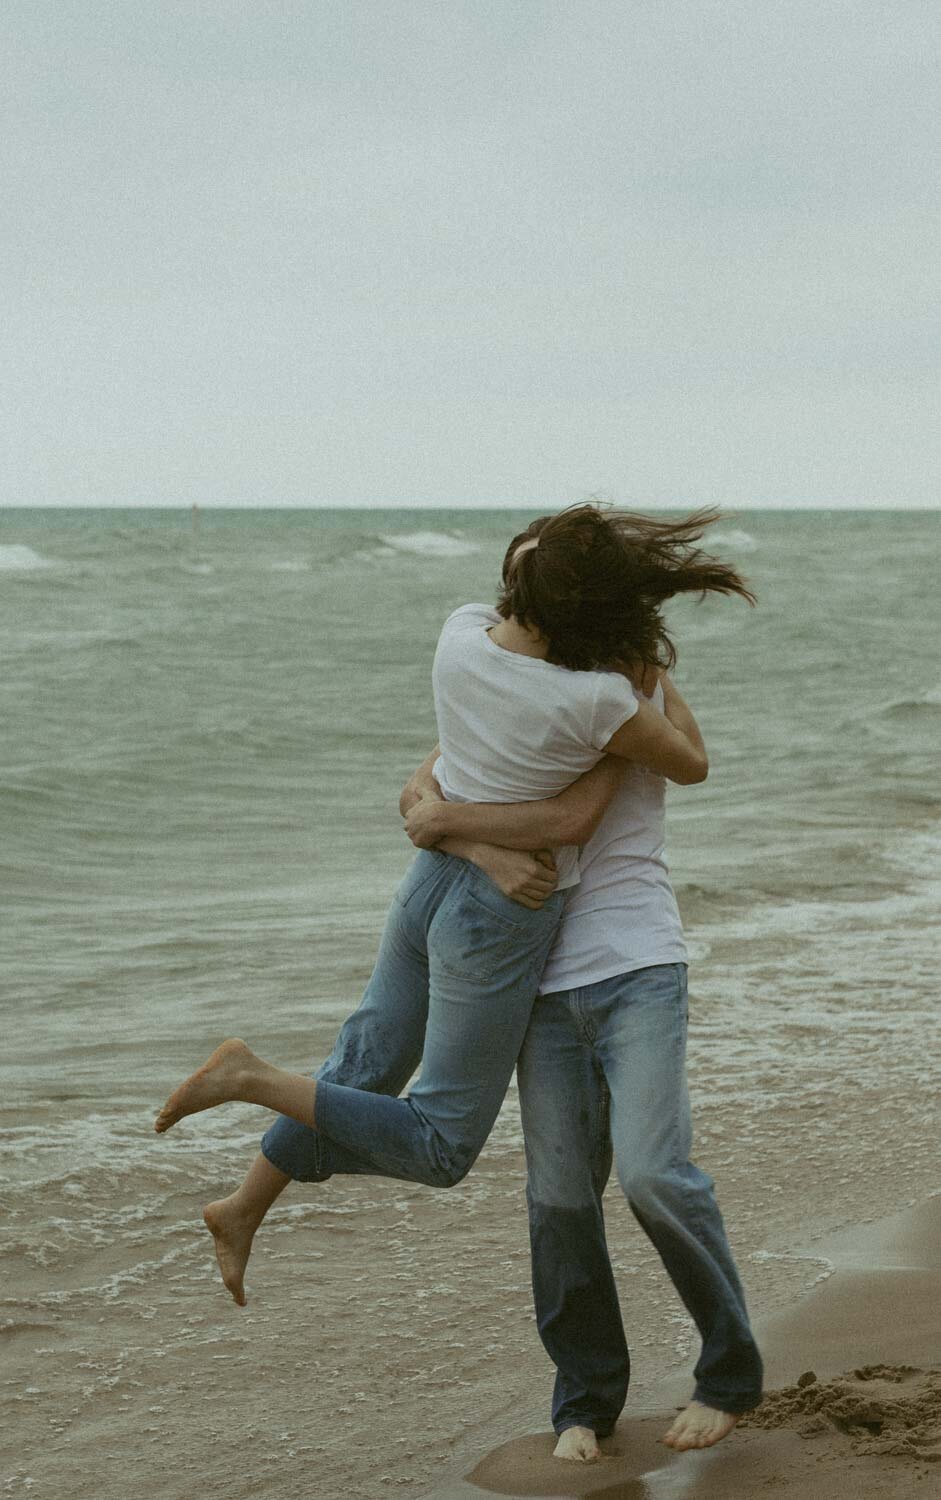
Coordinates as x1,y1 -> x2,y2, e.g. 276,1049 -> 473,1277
402,664 -> 763,1458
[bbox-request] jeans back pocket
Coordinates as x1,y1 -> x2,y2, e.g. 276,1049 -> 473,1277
430,883 -> 526,984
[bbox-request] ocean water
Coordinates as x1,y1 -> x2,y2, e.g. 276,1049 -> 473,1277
2,506 -> 939,1497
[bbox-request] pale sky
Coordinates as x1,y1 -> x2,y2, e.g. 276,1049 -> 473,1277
3,1 -> 938,508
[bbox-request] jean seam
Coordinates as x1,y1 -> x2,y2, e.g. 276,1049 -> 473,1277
667,967 -> 690,1174
395,854 -> 442,909
596,1072 -> 611,1164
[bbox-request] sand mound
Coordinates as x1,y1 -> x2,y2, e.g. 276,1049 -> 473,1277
742,1364 -> 941,1461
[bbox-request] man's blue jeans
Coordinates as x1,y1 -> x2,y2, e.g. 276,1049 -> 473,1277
261,849 -> 562,1188
517,963 -> 763,1435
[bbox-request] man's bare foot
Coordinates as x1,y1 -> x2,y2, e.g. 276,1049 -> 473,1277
154,1038 -> 256,1133
202,1197 -> 257,1307
662,1400 -> 738,1451
553,1426 -> 601,1462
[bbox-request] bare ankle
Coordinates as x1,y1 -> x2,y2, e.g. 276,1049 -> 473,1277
234,1058 -> 268,1106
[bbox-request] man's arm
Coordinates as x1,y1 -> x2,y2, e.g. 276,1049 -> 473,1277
404,754 -> 627,852
403,673 -> 707,850
437,838 -> 558,910
399,748 -> 560,908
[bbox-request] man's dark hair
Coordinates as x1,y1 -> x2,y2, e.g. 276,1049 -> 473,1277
496,504 -> 755,672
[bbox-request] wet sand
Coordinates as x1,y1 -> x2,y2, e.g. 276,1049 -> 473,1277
426,1196 -> 941,1499
5,1038 -> 940,1500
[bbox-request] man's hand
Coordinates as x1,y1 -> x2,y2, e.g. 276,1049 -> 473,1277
404,798 -> 452,848
471,846 -> 559,910
399,748 -> 444,817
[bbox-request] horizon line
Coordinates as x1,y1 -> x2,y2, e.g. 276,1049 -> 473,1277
2,501 -> 938,513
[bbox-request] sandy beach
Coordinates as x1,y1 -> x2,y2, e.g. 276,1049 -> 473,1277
426,1196 -> 941,1500
6,1084 -> 939,1499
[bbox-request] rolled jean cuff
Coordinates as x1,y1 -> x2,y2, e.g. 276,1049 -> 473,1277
260,1115 -> 330,1184
312,1078 -> 419,1182
693,1381 -> 763,1415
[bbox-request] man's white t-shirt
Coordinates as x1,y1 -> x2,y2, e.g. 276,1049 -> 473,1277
538,680 -> 688,990
432,604 -> 639,891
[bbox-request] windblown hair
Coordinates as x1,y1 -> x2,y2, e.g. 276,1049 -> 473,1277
496,504 -> 755,672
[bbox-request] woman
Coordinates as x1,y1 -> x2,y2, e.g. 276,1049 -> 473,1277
154,506 -> 753,1309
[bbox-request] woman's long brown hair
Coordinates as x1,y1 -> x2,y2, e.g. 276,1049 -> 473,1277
496,504 -> 755,672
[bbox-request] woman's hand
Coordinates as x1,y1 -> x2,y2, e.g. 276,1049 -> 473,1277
618,658 -> 664,698
471,846 -> 559,910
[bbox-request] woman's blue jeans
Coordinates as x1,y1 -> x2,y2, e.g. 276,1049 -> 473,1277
517,963 -> 764,1434
261,850 -> 563,1189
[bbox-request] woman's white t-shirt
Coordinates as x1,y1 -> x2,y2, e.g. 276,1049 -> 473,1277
432,604 -> 638,891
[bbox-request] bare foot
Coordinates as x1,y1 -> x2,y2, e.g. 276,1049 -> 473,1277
154,1038 -> 256,1133
662,1400 -> 739,1451
203,1197 -> 257,1307
553,1426 -> 601,1462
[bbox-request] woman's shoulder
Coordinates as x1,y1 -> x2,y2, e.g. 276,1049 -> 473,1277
442,602 -> 501,629
435,603 -> 501,650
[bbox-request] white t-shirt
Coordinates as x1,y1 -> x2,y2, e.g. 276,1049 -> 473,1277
432,604 -> 639,891
538,680 -> 687,989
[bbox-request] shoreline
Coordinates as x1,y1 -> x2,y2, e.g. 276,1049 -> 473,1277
421,1194 -> 941,1499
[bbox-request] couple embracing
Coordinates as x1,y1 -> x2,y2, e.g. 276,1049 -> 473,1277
156,504 -> 764,1461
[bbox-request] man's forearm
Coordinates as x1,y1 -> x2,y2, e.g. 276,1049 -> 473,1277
437,834 -> 485,863
426,756 -> 626,850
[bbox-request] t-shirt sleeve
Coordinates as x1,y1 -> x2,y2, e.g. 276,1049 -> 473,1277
439,602 -> 501,643
589,672 -> 640,750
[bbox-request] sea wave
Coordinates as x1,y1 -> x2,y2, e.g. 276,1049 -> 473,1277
0,544 -> 55,571
879,693 -> 941,720
706,528 -> 757,552
378,531 -> 480,558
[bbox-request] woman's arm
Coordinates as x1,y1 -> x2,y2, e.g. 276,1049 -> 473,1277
658,675 -> 707,770
404,755 -> 627,852
602,680 -> 707,785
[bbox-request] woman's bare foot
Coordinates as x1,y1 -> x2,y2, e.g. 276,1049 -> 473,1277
662,1401 -> 738,1451
154,1038 -> 256,1133
202,1197 -> 257,1307
553,1426 -> 601,1462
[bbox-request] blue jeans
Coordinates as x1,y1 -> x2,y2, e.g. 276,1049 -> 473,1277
517,963 -> 763,1434
261,849 -> 563,1188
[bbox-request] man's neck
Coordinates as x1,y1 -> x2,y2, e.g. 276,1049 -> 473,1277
487,615 -> 550,659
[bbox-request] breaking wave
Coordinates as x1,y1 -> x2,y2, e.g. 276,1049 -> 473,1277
378,531 -> 480,558
0,544 -> 54,571
706,528 -> 757,552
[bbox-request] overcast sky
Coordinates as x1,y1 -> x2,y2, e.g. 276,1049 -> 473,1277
3,1 -> 938,508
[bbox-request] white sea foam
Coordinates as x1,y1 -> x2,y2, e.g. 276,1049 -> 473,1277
270,559 -> 311,572
706,528 -> 757,552
378,531 -> 480,558
0,545 -> 54,571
